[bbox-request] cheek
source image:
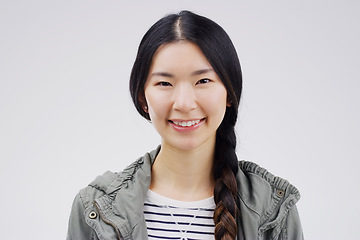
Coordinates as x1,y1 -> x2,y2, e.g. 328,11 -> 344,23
145,90 -> 170,120
200,88 -> 228,117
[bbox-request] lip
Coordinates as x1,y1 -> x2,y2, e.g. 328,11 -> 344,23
168,118 -> 205,133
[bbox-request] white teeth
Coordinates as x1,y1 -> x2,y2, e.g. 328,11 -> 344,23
172,119 -> 201,127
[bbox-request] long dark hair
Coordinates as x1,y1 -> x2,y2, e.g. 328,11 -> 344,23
129,10 -> 242,240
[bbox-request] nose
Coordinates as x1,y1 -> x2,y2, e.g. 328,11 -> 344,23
172,84 -> 197,112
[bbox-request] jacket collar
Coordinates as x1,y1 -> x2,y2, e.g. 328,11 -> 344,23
91,146 -> 160,239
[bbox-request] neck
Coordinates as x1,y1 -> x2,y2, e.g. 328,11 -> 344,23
150,142 -> 216,201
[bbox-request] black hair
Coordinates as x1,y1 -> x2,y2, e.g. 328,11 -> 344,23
129,10 -> 242,240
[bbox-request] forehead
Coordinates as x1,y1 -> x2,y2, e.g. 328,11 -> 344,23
149,41 -> 213,73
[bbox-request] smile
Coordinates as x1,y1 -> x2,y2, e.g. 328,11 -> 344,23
168,118 -> 205,132
172,119 -> 201,127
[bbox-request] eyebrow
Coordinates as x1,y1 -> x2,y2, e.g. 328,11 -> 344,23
191,68 -> 214,76
150,68 -> 214,78
150,72 -> 174,78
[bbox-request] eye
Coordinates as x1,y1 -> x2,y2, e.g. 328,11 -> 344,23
196,78 -> 211,85
156,81 -> 172,87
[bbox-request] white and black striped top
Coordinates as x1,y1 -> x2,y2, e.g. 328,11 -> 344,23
143,190 -> 216,240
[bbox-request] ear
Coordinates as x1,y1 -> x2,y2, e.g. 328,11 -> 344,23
138,92 -> 148,113
226,98 -> 232,107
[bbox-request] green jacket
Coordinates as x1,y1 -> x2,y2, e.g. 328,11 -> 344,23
67,146 -> 303,240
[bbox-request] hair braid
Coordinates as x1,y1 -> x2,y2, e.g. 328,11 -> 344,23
213,110 -> 239,240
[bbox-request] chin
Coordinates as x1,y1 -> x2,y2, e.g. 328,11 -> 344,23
168,138 -> 212,152
177,144 -> 201,152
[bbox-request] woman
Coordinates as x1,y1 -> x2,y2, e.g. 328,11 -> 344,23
67,10 -> 303,240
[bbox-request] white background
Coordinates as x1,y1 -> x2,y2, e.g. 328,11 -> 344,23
1,0 -> 359,239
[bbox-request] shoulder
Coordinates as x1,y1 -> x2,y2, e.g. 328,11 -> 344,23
67,147 -> 159,239
237,161 -> 304,239
77,146 -> 160,206
237,160 -> 300,216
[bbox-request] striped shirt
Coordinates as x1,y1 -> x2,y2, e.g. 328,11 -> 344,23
143,190 -> 216,240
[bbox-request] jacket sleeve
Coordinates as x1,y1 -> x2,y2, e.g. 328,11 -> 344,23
284,205 -> 304,240
67,193 -> 95,240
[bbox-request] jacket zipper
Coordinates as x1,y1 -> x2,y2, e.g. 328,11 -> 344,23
93,201 -> 123,240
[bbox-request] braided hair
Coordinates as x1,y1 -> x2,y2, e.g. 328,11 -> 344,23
129,11 -> 242,239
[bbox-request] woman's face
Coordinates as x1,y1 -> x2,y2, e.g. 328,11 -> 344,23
144,41 -> 228,152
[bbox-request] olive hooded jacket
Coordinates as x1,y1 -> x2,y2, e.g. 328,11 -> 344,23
67,146 -> 303,240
